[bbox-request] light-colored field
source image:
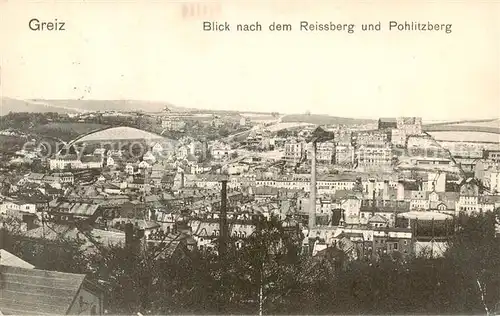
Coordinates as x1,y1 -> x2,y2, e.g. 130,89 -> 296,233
428,131 -> 500,143
72,126 -> 167,143
448,119 -> 500,128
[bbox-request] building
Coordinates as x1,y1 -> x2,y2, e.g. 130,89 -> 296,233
284,138 -> 306,164
81,155 -> 104,169
0,249 -> 35,269
333,130 -> 352,146
240,117 -> 249,126
0,198 -> 37,216
356,145 -> 392,169
334,145 -> 355,166
410,191 -> 430,210
49,155 -> 82,170
396,117 -> 422,136
143,151 -> 156,164
391,129 -> 406,147
491,171 -> 500,194
211,116 -> 224,128
440,142 -> 483,159
0,265 -> 104,315
356,131 -> 388,147
190,218 -> 256,251
457,180 -> 480,214
308,141 -> 335,164
48,201 -> 101,223
161,117 -> 186,131
411,157 -> 452,167
385,117 -> 423,147
52,172 -> 75,184
484,150 -> 500,162
106,156 -> 116,167
378,118 -> 398,130
372,227 -> 413,258
211,142 -> 232,160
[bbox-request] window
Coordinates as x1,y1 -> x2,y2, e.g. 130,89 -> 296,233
91,305 -> 97,315
394,243 -> 398,250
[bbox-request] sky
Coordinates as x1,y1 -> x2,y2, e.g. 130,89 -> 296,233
1,0 -> 499,120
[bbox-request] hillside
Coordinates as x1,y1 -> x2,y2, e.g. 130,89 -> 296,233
0,97 -> 81,115
33,122 -> 109,142
281,114 -> 376,125
34,99 -> 190,113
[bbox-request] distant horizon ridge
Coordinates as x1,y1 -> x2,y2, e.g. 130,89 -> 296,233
0,96 -> 497,122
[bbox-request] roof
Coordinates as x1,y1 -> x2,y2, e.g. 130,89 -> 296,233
53,154 -> 79,161
480,195 -> 500,204
379,118 -> 397,123
368,214 -> 389,223
398,211 -> 453,221
410,190 -> 429,200
253,186 -> 279,196
0,265 -> 87,315
24,224 -> 126,250
62,203 -> 99,216
26,173 -> 45,181
0,249 -> 34,269
81,155 -> 102,163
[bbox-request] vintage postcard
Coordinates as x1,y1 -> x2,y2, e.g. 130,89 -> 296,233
0,0 -> 499,315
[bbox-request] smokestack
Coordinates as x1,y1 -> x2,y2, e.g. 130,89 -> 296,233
308,142 -> 317,231
219,180 -> 228,257
125,223 -> 134,246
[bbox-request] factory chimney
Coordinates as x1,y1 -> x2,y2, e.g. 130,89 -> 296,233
219,179 -> 228,258
308,142 -> 317,231
125,223 -> 134,246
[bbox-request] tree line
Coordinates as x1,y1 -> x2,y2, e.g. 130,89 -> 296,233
1,211 -> 499,315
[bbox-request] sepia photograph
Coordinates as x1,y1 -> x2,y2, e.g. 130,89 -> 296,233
0,0 -> 499,315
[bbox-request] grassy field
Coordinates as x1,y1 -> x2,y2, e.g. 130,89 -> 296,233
449,119 -> 500,128
423,118 -> 499,127
428,131 -> 500,143
33,122 -> 109,141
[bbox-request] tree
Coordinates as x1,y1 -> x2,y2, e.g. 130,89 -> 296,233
212,216 -> 305,315
443,211 -> 500,314
1,223 -> 90,274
